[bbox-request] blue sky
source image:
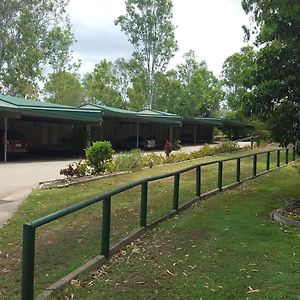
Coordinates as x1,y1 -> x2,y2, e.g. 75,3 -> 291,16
68,0 -> 250,77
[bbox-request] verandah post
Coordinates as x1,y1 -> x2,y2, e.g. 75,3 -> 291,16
277,150 -> 280,168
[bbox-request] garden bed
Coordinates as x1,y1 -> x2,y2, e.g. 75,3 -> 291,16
271,199 -> 300,227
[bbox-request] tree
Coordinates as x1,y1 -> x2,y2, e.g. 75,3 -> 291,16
115,0 -> 178,109
179,67 -> 223,117
221,46 -> 256,112
177,50 -> 207,85
83,60 -> 124,108
0,0 -> 74,98
44,71 -> 84,106
152,70 -> 184,112
242,0 -> 300,146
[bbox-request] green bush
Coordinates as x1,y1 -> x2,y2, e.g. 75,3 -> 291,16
164,152 -> 191,164
215,141 -> 240,153
172,139 -> 182,150
85,141 -> 114,173
142,153 -> 164,168
113,149 -> 144,171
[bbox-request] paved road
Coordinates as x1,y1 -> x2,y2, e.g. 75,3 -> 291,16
0,159 -> 74,228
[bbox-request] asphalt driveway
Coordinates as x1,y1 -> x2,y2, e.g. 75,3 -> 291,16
0,158 -> 74,228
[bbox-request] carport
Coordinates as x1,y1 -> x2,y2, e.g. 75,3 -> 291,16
181,117 -> 251,144
0,94 -> 102,162
80,104 -> 182,148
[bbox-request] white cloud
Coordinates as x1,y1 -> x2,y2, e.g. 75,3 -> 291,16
68,0 -> 250,76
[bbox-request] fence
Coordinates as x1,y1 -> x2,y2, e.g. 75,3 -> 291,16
21,146 -> 298,300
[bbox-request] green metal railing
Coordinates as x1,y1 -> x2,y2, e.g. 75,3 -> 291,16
21,146 -> 298,300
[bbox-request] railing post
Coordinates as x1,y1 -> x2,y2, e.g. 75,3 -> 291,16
173,174 -> 180,211
218,161 -> 223,191
293,146 -> 296,161
196,166 -> 201,197
140,182 -> 148,227
236,158 -> 241,183
277,150 -> 280,168
266,151 -> 270,171
101,197 -> 111,259
21,224 -> 36,300
253,154 -> 257,177
285,148 -> 289,164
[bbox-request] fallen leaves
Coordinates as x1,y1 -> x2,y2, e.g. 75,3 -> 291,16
246,286 -> 260,294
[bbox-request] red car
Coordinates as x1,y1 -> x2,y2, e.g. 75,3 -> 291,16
0,129 -> 28,158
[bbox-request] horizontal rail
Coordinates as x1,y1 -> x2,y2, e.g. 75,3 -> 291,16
22,145 -> 298,300
28,146 -> 292,228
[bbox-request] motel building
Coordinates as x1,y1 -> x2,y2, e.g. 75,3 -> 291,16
0,94 -> 250,162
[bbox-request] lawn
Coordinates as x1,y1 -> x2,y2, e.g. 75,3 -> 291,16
53,163 -> 300,300
0,145 -> 297,299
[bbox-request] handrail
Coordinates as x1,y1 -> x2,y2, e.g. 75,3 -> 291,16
29,146 -> 285,228
21,146 -> 298,300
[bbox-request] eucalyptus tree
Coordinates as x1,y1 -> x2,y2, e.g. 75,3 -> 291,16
242,0 -> 300,146
115,0 -> 178,109
0,0 -> 74,97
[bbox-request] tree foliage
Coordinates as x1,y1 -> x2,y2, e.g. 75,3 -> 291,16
221,46 -> 256,111
44,71 -> 84,106
242,0 -> 300,145
115,0 -> 178,108
83,60 -> 124,108
0,0 -> 74,97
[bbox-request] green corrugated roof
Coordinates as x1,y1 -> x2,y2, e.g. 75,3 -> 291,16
81,104 -> 182,125
0,94 -> 102,123
182,116 -> 251,128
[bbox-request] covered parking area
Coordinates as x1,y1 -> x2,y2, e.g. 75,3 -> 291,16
80,104 -> 182,149
0,94 -> 102,162
180,116 -> 251,145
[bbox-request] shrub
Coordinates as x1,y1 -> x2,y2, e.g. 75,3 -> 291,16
172,139 -> 182,150
85,141 -> 114,173
142,153 -> 164,168
216,141 -> 240,153
113,149 -> 144,171
60,160 -> 94,178
164,140 -> 173,157
164,152 -> 191,164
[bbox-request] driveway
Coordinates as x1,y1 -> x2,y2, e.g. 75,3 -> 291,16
0,158 -> 74,228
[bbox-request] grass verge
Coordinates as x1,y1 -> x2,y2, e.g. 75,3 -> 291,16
0,145 -> 297,299
53,164 -> 300,300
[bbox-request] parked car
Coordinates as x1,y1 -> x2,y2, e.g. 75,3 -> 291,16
0,129 -> 28,157
120,136 -> 156,150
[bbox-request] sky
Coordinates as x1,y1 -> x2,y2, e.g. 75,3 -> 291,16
68,0 -> 250,77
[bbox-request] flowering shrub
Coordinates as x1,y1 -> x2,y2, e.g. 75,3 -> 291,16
60,160 -> 94,178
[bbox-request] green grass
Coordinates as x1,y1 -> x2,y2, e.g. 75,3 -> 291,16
0,145 -> 297,299
53,165 -> 300,300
